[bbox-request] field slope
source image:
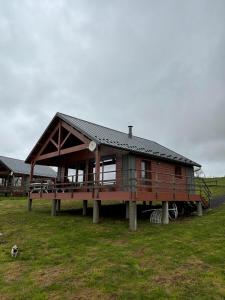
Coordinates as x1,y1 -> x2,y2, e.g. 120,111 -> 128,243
204,176 -> 225,197
0,198 -> 225,300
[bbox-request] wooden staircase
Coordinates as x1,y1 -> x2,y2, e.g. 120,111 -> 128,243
197,177 -> 212,209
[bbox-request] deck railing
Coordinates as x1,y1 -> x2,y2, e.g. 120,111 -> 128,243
29,169 -> 206,197
0,184 -> 29,195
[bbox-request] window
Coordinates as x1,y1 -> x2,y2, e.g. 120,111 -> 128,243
94,156 -> 116,185
141,160 -> 151,183
175,166 -> 182,179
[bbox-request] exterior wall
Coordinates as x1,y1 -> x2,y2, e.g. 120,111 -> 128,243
136,156 -> 194,193
121,154 -> 136,191
186,166 -> 195,194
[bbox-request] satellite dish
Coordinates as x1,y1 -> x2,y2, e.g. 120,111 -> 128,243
88,141 -> 97,152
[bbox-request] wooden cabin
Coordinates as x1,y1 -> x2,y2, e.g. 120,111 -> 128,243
0,156 -> 56,196
25,112 -> 207,230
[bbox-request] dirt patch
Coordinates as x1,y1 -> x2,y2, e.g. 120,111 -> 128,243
67,288 -> 115,300
153,272 -> 191,286
32,265 -> 73,288
47,288 -> 116,300
152,257 -> 209,286
3,262 -> 26,283
0,294 -> 11,300
181,257 -> 209,272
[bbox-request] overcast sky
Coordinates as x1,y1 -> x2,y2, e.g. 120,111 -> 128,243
0,0 -> 225,176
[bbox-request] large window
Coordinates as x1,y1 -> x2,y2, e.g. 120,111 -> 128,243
94,156 -> 116,185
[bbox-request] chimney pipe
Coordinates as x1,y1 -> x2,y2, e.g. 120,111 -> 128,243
128,125 -> 133,138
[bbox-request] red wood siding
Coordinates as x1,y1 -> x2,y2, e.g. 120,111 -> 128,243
136,156 -> 189,193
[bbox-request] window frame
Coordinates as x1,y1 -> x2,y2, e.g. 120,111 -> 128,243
141,160 -> 152,184
175,165 -> 182,179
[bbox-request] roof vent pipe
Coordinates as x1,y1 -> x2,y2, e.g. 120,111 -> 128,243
128,126 -> 133,138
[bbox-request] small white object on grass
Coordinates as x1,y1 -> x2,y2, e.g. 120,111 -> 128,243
11,245 -> 19,257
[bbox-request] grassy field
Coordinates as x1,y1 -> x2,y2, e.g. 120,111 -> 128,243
203,177 -> 225,197
0,198 -> 225,300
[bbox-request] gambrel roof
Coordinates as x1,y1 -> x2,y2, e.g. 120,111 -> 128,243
0,156 -> 56,177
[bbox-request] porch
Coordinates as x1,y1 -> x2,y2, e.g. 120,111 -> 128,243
29,168 -> 201,203
28,165 -> 205,231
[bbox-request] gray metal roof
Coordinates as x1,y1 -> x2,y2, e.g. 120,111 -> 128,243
0,156 -> 56,177
57,112 -> 201,167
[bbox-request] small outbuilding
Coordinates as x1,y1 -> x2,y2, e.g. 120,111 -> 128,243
0,155 -> 56,196
25,112 -> 208,230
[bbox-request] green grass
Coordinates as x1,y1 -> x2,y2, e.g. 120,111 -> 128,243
0,198 -> 225,299
203,177 -> 225,197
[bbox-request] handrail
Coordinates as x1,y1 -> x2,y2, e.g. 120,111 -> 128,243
29,168 -> 203,196
195,176 -> 212,208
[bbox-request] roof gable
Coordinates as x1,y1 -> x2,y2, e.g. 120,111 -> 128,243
0,156 -> 56,177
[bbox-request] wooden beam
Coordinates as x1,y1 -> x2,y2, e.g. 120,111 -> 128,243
36,124 -> 60,158
36,144 -> 88,161
85,160 -> 89,190
61,121 -> 90,144
30,161 -> 35,181
36,151 -> 59,161
60,144 -> 88,156
50,138 -> 58,149
60,131 -> 71,148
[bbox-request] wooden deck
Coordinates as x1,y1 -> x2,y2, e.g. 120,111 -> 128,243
29,179 -> 201,202
30,190 -> 201,202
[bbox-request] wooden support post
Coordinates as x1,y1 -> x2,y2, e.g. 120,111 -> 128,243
30,161 -> 35,181
51,199 -> 57,216
162,201 -> 169,224
27,161 -> 35,211
56,199 -> 61,212
125,201 -> 129,219
95,146 -> 100,198
57,166 -> 62,182
197,201 -> 203,216
83,200 -> 88,216
28,198 -> 32,212
93,200 -> 101,223
129,201 -> 137,231
85,160 -> 89,191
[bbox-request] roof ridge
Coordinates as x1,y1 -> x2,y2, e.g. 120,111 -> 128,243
57,112 -> 156,142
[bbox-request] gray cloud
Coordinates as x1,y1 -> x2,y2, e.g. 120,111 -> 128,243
0,0 -> 225,176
